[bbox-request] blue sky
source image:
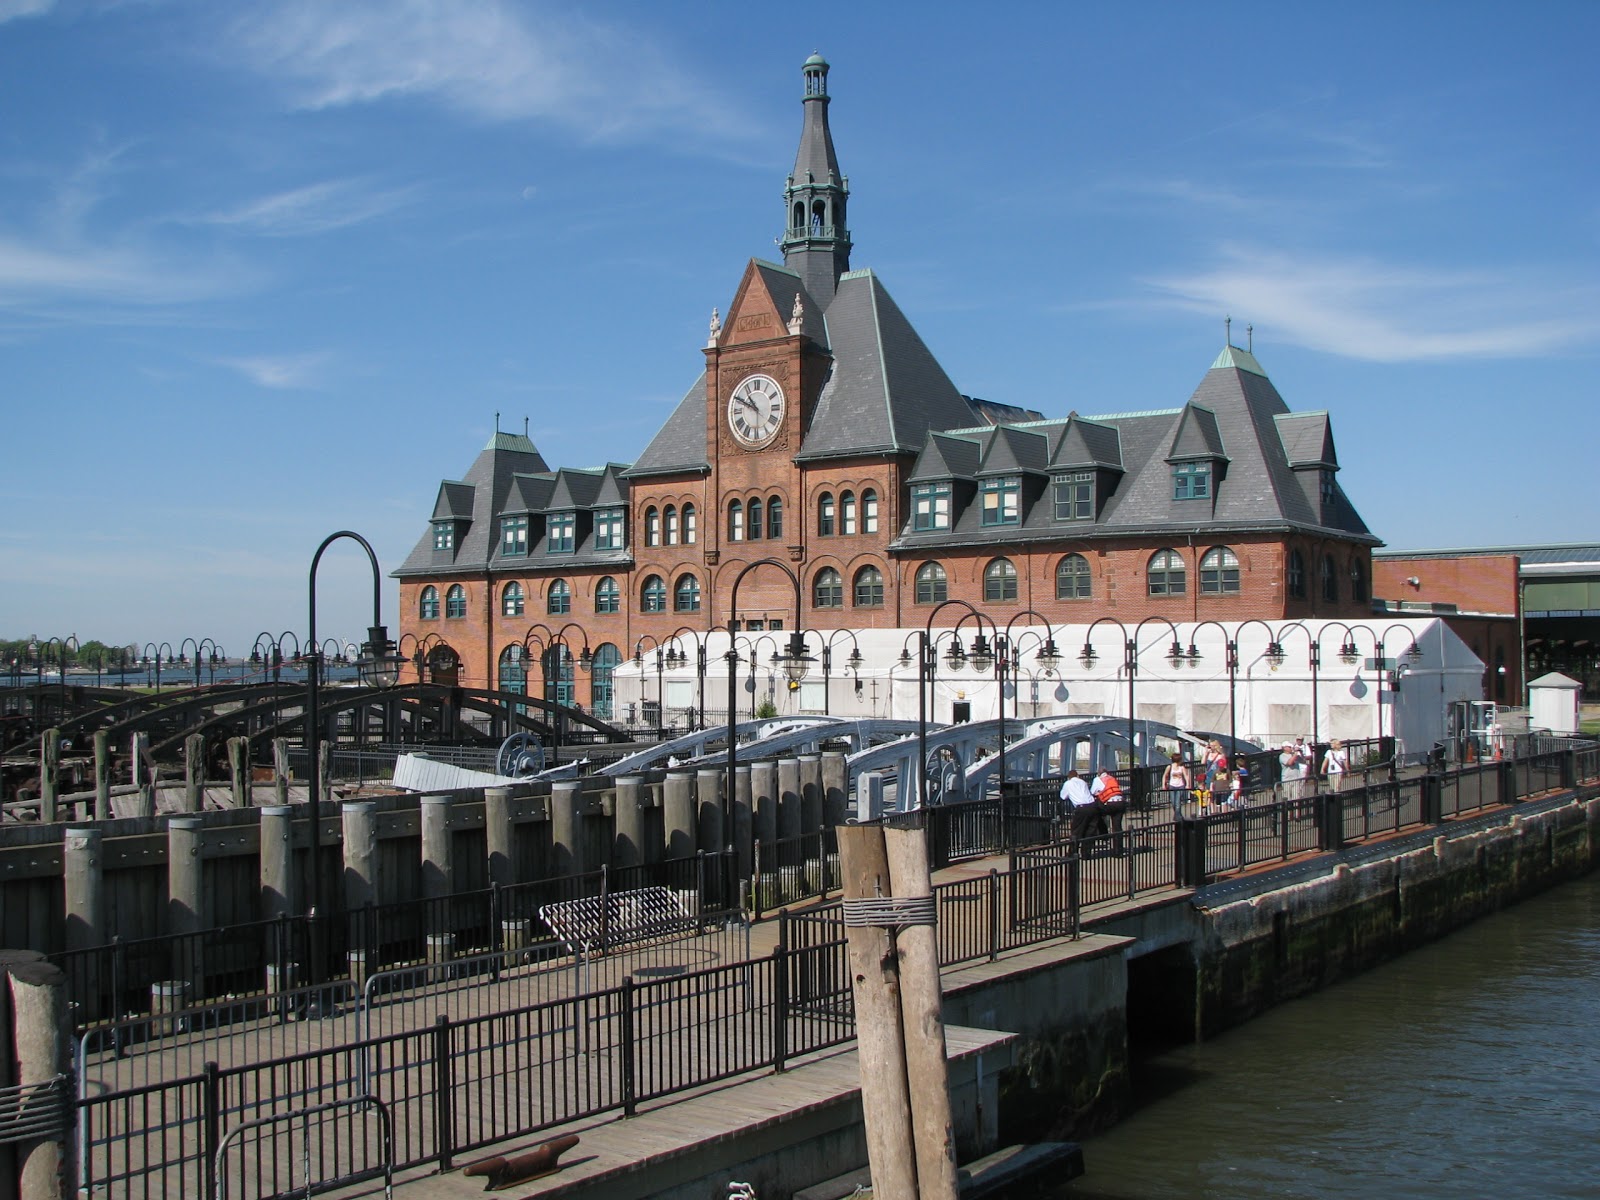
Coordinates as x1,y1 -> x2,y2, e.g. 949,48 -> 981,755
3,0 -> 1596,657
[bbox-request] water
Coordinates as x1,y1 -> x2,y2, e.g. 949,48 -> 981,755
1056,871 -> 1600,1199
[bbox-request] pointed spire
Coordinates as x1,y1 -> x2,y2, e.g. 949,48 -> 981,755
781,53 -> 851,306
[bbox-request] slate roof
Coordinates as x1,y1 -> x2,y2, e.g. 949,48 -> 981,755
797,270 -> 982,461
623,372 -> 710,479
1275,412 -> 1337,468
893,350 -> 1379,552
398,431 -> 551,576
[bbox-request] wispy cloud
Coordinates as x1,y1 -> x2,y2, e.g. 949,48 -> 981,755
0,0 -> 53,23
0,234 -> 231,308
227,1 -> 753,143
213,350 -> 332,389
1146,245 -> 1600,362
204,178 -> 419,237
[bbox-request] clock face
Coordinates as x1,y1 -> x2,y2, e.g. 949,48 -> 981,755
727,374 -> 786,449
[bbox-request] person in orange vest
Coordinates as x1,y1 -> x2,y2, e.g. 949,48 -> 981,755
1090,767 -> 1128,855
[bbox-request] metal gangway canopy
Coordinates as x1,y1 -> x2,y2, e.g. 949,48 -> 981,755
598,716 -> 923,776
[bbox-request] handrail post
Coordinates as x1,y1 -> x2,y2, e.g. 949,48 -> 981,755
987,869 -> 1000,962
771,945 -> 789,1074
203,1060 -> 221,1200
432,1015 -> 454,1169
621,977 -> 638,1114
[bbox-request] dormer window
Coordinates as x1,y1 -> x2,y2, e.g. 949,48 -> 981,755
981,476 -> 1021,526
433,522 -> 455,552
594,507 -> 625,551
1053,473 -> 1094,521
1173,462 -> 1211,500
910,482 -> 949,531
500,516 -> 528,557
547,512 -> 576,554
1320,471 -> 1336,507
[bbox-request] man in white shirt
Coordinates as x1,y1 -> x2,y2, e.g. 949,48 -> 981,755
1059,770 -> 1101,844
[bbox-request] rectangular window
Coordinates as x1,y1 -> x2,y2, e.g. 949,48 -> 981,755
911,482 -> 950,531
432,522 -> 454,552
1319,471 -> 1336,507
547,512 -> 576,554
744,619 -> 764,632
981,476 -> 1020,526
594,507 -> 624,550
1053,473 -> 1093,521
500,516 -> 528,557
1173,462 -> 1211,500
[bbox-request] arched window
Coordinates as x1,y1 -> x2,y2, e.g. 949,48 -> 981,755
915,562 -> 948,605
1287,549 -> 1307,599
682,503 -> 697,544
840,490 -> 857,535
419,586 -> 439,620
664,505 -> 679,545
445,584 -> 467,618
1321,554 -> 1339,603
497,645 -> 526,695
1199,547 -> 1240,595
1147,550 -> 1186,597
862,489 -> 879,533
645,506 -> 660,547
814,567 -> 843,608
1349,558 -> 1369,604
1056,553 -> 1091,600
674,573 -> 701,613
590,643 -> 621,719
728,499 -> 744,541
547,578 -> 571,614
854,566 -> 885,607
501,581 -> 524,617
748,498 -> 763,540
984,557 -> 1018,602
641,575 -> 667,613
764,496 -> 782,539
595,575 -> 621,614
545,645 -> 574,707
818,492 -> 835,536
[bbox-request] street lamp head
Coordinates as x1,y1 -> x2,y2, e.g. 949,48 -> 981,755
357,625 -> 404,688
968,634 -> 994,674
1266,642 -> 1286,670
1166,639 -> 1184,665
1078,642 -> 1097,668
783,631 -> 812,682
1406,641 -> 1423,663
945,642 -> 967,672
899,647 -> 913,667
1037,638 -> 1062,673
1339,640 -> 1359,664
847,647 -> 864,671
580,646 -> 594,672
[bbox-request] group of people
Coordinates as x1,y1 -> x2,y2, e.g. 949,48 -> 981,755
1063,735 -> 1356,835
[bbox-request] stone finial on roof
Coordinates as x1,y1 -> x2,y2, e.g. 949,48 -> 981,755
788,294 -> 805,335
707,307 -> 722,347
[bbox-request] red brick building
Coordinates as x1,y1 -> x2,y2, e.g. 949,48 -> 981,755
395,55 -> 1381,720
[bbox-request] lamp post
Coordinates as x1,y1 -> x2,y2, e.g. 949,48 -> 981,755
250,631 -> 304,685
907,601 -> 998,810
725,559 -> 808,889
996,612 -> 1062,808
179,637 -> 224,689
632,635 -> 669,739
1266,621 -> 1322,745
141,641 -> 176,695
522,622 -> 592,764
819,630 -> 864,717
1080,617 -> 1183,797
305,531 -> 402,988
665,626 -> 712,730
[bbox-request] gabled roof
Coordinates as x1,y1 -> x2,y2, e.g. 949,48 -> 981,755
397,430 -> 553,575
1049,415 -> 1123,471
623,372 -> 710,479
1275,412 -> 1338,469
751,260 -> 828,343
798,270 -> 981,460
591,464 -> 631,508
1166,404 -> 1227,461
431,481 -> 475,521
502,473 -> 555,516
546,466 -> 606,511
975,425 -> 1050,477
906,432 -> 982,483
